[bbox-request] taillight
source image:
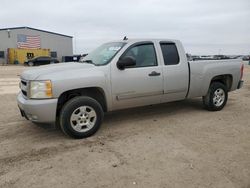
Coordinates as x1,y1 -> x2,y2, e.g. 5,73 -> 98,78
240,64 -> 244,80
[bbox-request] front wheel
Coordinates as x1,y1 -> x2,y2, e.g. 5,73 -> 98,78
202,82 -> 228,111
28,62 -> 34,66
59,96 -> 104,138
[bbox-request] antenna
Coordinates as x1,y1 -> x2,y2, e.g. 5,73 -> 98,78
123,36 -> 128,40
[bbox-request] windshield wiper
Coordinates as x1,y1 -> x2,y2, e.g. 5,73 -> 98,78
80,59 -> 95,65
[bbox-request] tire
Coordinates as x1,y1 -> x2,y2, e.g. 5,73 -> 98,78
28,62 -> 34,66
59,96 -> 104,138
202,82 -> 228,111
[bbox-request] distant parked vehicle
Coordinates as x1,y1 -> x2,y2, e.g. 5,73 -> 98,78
62,55 -> 82,62
242,56 -> 250,61
213,55 -> 231,60
24,56 -> 59,66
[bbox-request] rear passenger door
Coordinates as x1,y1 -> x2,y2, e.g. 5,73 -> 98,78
159,42 -> 189,102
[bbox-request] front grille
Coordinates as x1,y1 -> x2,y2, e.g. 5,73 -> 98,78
22,90 -> 27,96
20,79 -> 28,97
21,80 -> 27,86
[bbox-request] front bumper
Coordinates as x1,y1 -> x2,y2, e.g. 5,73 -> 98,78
17,92 -> 58,123
237,80 -> 244,89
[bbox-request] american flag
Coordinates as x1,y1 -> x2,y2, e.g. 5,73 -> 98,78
17,34 -> 41,49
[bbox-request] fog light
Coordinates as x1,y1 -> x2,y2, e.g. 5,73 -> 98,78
26,114 -> 32,120
31,115 -> 38,120
26,114 -> 38,121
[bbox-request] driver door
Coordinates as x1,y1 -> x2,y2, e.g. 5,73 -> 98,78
111,42 -> 164,110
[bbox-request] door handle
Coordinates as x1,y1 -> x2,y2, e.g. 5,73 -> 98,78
148,71 -> 161,76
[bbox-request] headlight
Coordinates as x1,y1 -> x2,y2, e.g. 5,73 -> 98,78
30,80 -> 53,99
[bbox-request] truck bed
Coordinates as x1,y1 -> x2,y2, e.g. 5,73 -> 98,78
187,59 -> 242,98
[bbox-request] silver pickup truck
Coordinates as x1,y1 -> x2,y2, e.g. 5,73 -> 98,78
17,39 -> 244,138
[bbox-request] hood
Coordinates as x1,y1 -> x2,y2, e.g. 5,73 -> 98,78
21,62 -> 95,80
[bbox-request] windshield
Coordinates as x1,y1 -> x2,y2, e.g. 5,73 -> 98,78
79,42 -> 126,65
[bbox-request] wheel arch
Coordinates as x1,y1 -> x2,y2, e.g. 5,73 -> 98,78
210,74 -> 233,91
56,87 -> 107,117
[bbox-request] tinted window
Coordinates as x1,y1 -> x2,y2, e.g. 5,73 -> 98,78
37,57 -> 50,61
0,51 -> 4,58
160,43 -> 180,65
122,43 -> 157,67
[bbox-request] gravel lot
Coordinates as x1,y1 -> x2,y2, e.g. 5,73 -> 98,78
0,64 -> 250,188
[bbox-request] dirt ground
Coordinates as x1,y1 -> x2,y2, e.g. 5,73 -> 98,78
0,64 -> 249,188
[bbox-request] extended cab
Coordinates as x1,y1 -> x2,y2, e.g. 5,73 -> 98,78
17,39 -> 244,138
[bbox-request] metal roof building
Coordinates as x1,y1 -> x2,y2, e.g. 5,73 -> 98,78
0,27 -> 73,64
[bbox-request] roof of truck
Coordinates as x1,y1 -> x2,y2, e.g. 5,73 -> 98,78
112,38 -> 179,42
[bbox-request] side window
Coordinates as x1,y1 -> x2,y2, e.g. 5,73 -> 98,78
123,43 -> 157,67
0,51 -> 4,58
160,43 -> 180,65
39,57 -> 49,61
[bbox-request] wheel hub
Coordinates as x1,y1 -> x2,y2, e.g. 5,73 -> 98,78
70,106 -> 97,133
213,88 -> 225,107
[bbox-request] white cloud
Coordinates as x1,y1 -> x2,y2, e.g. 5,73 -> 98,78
0,0 -> 249,54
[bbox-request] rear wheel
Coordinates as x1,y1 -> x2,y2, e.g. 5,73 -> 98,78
202,82 -> 228,111
59,96 -> 104,138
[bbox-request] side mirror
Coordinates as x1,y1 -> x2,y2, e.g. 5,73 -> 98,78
117,56 -> 136,70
